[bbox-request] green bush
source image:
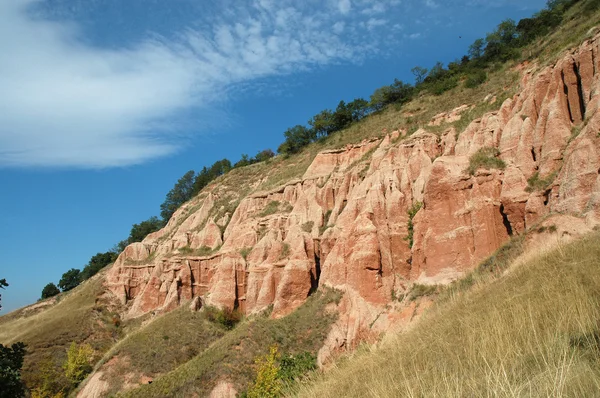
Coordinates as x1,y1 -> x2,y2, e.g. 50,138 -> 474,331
203,306 -> 242,330
63,342 -> 93,385
279,352 -> 317,382
260,201 -> 280,217
428,76 -> 459,95
247,345 -> 282,398
465,70 -> 487,88
301,221 -> 314,233
41,283 -> 60,299
525,171 -> 557,192
58,269 -> 81,292
467,147 -> 506,175
405,201 -> 423,248
0,342 -> 27,397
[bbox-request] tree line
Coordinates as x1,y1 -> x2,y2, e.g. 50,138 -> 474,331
277,0 -> 586,156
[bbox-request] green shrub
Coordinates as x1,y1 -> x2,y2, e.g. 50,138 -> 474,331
240,247 -> 252,260
301,221 -> 314,233
526,171 -> 557,192
41,283 -> 60,299
409,284 -> 438,301
247,345 -> 282,398
203,306 -> 242,330
260,201 -> 280,217
279,243 -> 291,260
465,70 -> 487,88
63,342 -> 93,385
405,201 -> 423,248
467,147 -> 506,175
429,77 -> 459,95
279,352 -> 317,382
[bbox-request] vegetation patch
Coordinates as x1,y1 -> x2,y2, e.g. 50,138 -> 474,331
526,171 -> 558,192
279,243 -> 291,260
301,221 -> 314,234
467,147 -> 506,175
405,201 -> 423,248
121,288 -> 341,398
260,201 -> 281,217
240,247 -> 253,260
93,306 -> 227,396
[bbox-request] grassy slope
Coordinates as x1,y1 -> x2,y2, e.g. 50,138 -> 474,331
120,289 -> 340,397
292,232 -> 600,397
82,306 -> 228,396
0,273 -> 119,390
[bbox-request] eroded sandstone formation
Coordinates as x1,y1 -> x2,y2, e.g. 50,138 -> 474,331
106,32 -> 600,350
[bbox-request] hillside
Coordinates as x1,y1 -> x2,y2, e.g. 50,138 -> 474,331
293,231 -> 600,397
2,1 -> 600,396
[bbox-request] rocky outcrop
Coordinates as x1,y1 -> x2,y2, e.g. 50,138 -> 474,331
107,32 -> 600,349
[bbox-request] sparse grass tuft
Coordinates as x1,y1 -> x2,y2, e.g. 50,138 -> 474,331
240,247 -> 253,260
260,201 -> 281,217
301,222 -> 314,234
526,171 -> 558,193
467,147 -> 506,175
279,243 -> 291,260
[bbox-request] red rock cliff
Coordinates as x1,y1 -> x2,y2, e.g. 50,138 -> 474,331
107,32 -> 600,347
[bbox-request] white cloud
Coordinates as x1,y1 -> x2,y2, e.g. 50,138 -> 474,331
0,0 -> 402,168
338,0 -> 352,14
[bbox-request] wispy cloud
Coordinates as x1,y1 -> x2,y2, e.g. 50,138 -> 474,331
0,0 -> 543,168
0,0 -> 407,168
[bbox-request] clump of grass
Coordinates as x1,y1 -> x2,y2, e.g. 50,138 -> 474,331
257,225 -> 268,240
301,221 -> 314,234
203,306 -> 243,330
260,201 -> 281,217
467,147 -> 506,175
404,201 -> 423,248
178,246 -> 194,255
407,284 -> 438,301
537,224 -> 558,234
240,247 -> 253,260
279,243 -> 291,260
293,232 -> 600,397
526,171 -> 557,193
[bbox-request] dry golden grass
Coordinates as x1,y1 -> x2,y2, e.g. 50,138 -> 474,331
291,232 -> 600,398
0,272 -> 120,391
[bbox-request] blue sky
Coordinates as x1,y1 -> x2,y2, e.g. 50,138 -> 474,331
0,0 -> 546,313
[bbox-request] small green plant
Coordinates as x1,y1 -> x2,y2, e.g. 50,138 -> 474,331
405,201 -> 423,248
279,352 -> 317,382
63,342 -> 94,385
240,247 -> 252,260
467,147 -> 506,175
247,345 -> 282,398
178,246 -> 193,255
279,243 -> 291,260
203,306 -> 242,330
408,284 -> 438,301
257,225 -> 268,240
301,221 -> 314,233
281,202 -> 294,213
260,201 -> 281,217
465,70 -> 487,88
525,171 -> 557,192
